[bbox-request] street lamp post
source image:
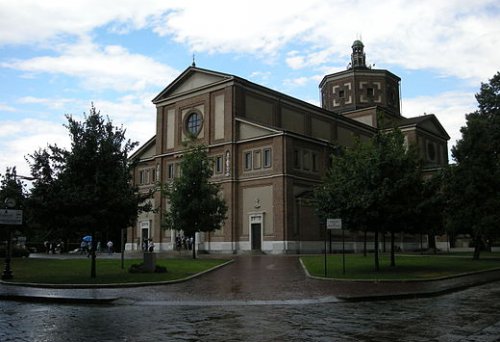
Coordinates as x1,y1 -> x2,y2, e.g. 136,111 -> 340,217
2,198 -> 17,280
1,174 -> 32,280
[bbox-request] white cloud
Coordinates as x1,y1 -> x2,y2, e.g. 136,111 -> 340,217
403,91 -> 478,156
1,1 -> 498,83
0,103 -> 17,112
152,1 -> 317,56
2,38 -> 179,92
0,0 -> 497,174
0,0 -> 174,46
283,76 -> 312,87
18,96 -> 75,110
0,118 -> 69,176
0,93 -> 157,178
286,54 -> 305,70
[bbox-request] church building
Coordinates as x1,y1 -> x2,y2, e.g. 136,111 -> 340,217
127,41 -> 449,254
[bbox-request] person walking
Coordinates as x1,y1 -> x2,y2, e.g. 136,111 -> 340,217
148,239 -> 155,252
106,240 -> 113,255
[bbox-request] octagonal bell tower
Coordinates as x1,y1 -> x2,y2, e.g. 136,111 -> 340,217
319,41 -> 402,121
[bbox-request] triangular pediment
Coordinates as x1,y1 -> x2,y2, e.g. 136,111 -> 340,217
130,136 -> 156,161
237,119 -> 279,140
398,114 -> 450,140
418,118 -> 449,139
153,67 -> 234,104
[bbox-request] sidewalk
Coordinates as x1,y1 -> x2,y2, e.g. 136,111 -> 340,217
1,254 -> 499,305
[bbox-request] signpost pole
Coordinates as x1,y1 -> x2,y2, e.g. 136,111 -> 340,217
327,218 -> 343,276
2,226 -> 13,280
342,226 -> 346,275
324,223 -> 327,277
2,199 -> 22,280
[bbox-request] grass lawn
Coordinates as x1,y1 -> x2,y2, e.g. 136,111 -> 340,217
301,253 -> 500,280
5,257 -> 230,285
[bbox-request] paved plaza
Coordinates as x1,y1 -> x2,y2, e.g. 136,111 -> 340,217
1,254 -> 500,304
1,255 -> 500,341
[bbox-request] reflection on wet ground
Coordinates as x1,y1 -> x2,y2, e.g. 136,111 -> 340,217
1,282 -> 500,341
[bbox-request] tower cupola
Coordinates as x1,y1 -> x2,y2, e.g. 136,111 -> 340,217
319,41 -> 401,117
350,40 -> 367,69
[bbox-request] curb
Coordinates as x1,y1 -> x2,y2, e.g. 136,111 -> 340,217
299,258 -> 500,302
0,294 -> 119,305
0,259 -> 234,289
0,259 -> 234,304
336,275 -> 500,302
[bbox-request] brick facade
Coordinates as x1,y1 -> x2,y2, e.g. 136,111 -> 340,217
128,42 -> 449,254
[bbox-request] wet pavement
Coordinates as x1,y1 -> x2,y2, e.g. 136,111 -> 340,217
1,255 -> 500,341
1,254 -> 500,305
1,282 -> 499,341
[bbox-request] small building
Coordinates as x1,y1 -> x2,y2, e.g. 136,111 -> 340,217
127,41 -> 449,254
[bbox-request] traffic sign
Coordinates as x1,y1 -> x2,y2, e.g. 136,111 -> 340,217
327,218 -> 342,230
0,209 -> 23,225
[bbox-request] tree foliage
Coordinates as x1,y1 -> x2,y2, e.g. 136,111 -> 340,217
27,105 -> 141,277
444,72 -> 500,259
0,167 -> 27,240
314,129 -> 422,270
162,143 -> 227,258
0,167 -> 26,208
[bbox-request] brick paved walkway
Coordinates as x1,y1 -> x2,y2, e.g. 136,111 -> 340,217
1,254 -> 499,304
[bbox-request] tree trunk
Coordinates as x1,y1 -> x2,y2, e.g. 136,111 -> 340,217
192,234 -> 196,259
90,228 -> 97,278
363,230 -> 367,257
473,232 -> 481,260
428,233 -> 437,254
374,227 -> 380,271
390,231 -> 396,267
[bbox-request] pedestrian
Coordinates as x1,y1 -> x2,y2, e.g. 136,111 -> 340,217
80,240 -> 86,255
148,239 -> 155,252
107,240 -> 113,255
96,241 -> 101,253
175,235 -> 181,251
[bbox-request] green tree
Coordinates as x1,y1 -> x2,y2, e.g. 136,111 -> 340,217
27,105 -> 141,277
314,129 -> 422,270
162,143 -> 227,259
0,167 -> 26,209
444,72 -> 500,259
26,148 -> 68,242
0,167 -> 28,241
415,173 -> 446,254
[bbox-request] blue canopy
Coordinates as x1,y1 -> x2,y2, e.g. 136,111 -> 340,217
82,235 -> 92,242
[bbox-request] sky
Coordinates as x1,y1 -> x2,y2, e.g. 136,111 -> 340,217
1,0 -> 499,179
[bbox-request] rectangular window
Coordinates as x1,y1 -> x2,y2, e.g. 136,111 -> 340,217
303,151 -> 311,170
253,150 -> 261,169
367,87 -> 374,96
294,149 -> 301,169
215,156 -> 223,173
244,152 -> 252,170
339,90 -> 345,98
167,164 -> 175,179
139,170 -> 145,184
151,168 -> 156,183
312,153 -> 318,172
263,148 -> 272,168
